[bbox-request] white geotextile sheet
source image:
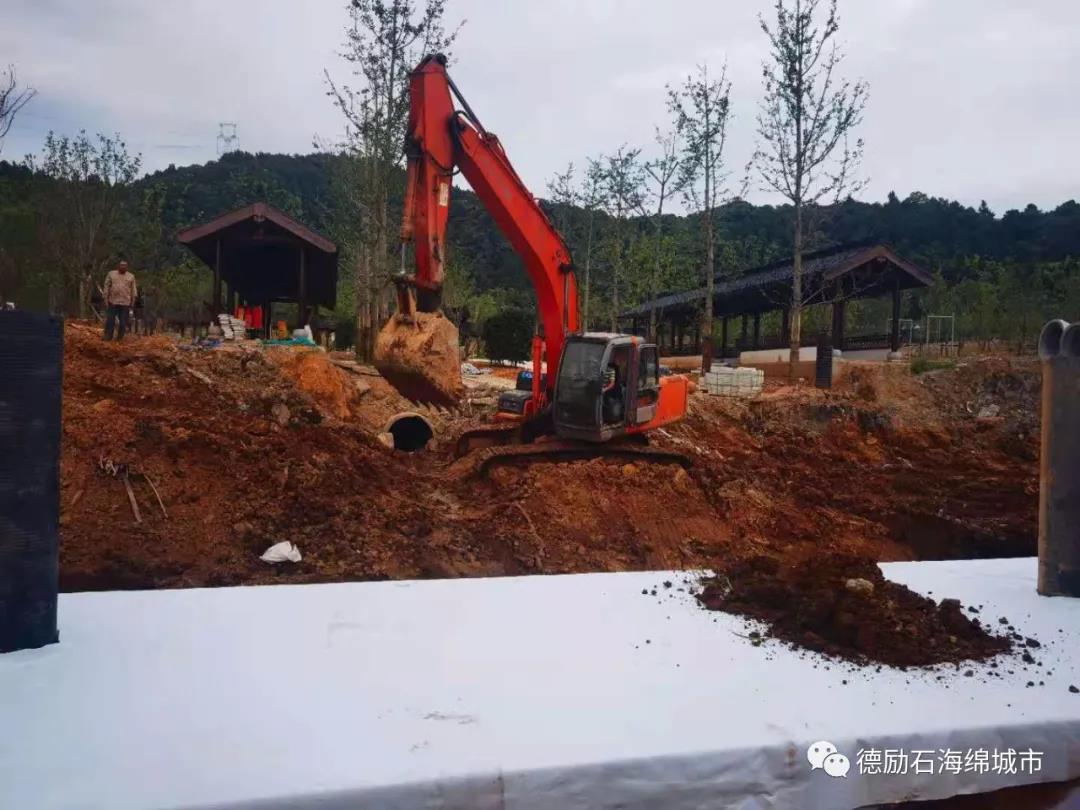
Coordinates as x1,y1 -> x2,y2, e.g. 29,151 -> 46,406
1,558 -> 1079,809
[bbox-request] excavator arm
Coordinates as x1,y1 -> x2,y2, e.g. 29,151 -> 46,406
379,54 -> 577,409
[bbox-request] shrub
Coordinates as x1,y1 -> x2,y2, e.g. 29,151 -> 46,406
482,309 -> 532,364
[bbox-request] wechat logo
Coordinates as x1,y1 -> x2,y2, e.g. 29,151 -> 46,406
807,740 -> 851,778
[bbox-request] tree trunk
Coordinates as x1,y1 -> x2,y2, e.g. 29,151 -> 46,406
610,221 -> 620,333
77,274 -> 89,320
649,217 -> 662,343
354,246 -> 371,362
788,205 -> 803,385
583,208 -> 594,331
701,213 -> 715,374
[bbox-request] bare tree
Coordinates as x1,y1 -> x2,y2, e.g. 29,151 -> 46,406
755,0 -> 868,382
325,0 -> 461,360
0,65 -> 36,153
668,63 -> 732,373
601,146 -> 645,332
641,128 -> 681,343
577,157 -> 607,330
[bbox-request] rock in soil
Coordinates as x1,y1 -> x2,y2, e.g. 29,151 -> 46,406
697,553 -> 1012,668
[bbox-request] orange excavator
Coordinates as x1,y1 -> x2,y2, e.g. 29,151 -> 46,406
375,54 -> 689,459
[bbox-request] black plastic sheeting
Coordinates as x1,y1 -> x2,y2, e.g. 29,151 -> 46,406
0,311 -> 63,653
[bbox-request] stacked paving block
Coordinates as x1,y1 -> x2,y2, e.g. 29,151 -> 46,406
702,366 -> 764,397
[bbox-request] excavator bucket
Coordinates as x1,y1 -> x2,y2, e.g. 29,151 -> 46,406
373,311 -> 465,408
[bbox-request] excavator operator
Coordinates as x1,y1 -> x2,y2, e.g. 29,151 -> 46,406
602,353 -> 628,425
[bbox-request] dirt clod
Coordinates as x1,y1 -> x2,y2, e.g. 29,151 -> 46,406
697,553 -> 1012,667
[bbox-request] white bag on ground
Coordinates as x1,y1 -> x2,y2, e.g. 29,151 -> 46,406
260,541 -> 302,564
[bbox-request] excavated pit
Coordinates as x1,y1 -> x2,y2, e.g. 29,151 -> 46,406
57,322 -> 1041,646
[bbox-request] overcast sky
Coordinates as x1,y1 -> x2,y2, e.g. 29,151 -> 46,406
3,0 -> 1078,214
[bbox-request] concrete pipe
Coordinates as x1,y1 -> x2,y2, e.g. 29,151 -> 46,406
1039,319 -> 1069,359
1037,319 -> 1080,597
383,412 -> 434,452
1062,322 -> 1080,360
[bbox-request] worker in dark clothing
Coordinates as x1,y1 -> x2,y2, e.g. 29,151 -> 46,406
103,261 -> 137,341
602,351 -> 629,424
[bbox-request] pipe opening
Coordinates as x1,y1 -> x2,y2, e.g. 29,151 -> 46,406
1062,323 -> 1080,359
385,413 -> 434,452
1038,319 -> 1069,360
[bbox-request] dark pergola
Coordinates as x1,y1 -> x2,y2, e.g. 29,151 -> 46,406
619,242 -> 932,357
178,202 -> 338,330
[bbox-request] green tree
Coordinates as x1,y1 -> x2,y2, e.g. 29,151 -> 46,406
325,0 -> 461,361
577,157 -> 607,330
669,62 -> 733,372
600,145 -> 645,331
755,0 -> 868,381
642,127 -> 682,342
482,308 -> 532,364
25,131 -> 142,315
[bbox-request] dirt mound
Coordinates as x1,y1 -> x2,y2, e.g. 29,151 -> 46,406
658,386 -> 1037,565
921,358 -> 1040,426
698,553 -> 1012,667
474,458 -> 732,574
269,349 -> 357,420
57,326 -> 1040,608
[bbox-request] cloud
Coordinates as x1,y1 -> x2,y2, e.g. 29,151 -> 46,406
2,0 -> 1077,213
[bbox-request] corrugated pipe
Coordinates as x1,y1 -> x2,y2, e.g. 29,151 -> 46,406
1037,319 -> 1080,597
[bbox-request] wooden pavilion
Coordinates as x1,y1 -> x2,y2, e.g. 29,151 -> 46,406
618,242 -> 932,358
178,202 -> 338,333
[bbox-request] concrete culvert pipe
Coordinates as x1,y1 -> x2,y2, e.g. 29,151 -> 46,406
1061,323 -> 1080,359
1038,319 -> 1069,359
384,412 -> 434,451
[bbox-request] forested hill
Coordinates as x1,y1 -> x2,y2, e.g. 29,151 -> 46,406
134,151 -> 1080,290
134,151 -> 525,294
3,150 -> 1078,339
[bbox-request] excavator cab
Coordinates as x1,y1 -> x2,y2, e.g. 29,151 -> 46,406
553,334 -> 676,443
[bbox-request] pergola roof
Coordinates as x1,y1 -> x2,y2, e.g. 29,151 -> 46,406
177,202 -> 338,310
619,242 -> 931,321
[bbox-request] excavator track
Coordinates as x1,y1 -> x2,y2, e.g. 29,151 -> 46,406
446,439 -> 692,482
453,425 -> 522,457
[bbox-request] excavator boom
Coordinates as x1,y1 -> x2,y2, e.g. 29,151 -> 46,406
375,54 -> 577,409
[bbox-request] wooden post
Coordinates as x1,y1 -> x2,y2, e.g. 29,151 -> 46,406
740,314 -> 749,353
753,312 -> 761,349
720,316 -> 729,360
213,238 -> 222,314
298,247 -> 308,328
832,298 -> 846,351
890,276 -> 902,353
